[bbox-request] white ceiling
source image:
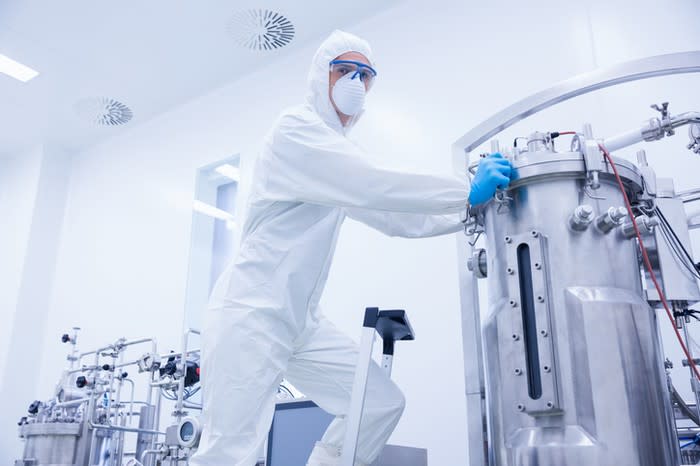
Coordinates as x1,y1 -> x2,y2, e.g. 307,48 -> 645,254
0,0 -> 398,155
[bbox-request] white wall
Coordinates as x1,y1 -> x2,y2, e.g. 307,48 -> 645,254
0,146 -> 72,458
0,147 -> 43,380
8,0 -> 700,464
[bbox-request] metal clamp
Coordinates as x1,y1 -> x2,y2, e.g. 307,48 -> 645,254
689,123 -> 700,154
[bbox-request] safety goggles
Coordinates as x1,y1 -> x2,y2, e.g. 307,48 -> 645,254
329,60 -> 377,89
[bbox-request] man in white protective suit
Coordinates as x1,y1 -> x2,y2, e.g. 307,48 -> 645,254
189,30 -> 512,466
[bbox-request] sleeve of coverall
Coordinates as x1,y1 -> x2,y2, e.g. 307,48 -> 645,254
264,114 -> 470,215
344,208 -> 464,238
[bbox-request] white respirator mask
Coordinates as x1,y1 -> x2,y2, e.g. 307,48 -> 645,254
331,73 -> 366,116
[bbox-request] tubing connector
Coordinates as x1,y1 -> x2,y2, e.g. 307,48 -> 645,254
467,248 -> 488,279
595,207 -> 627,234
620,215 -> 659,238
689,123 -> 700,154
569,205 -> 594,231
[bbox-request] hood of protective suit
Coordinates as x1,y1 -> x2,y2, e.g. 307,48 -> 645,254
306,29 -> 374,134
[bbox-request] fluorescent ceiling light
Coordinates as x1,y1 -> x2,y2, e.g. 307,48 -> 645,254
0,54 -> 39,82
192,200 -> 235,222
215,163 -> 240,182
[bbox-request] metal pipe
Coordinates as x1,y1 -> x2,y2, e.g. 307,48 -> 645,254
78,349 -> 100,360
150,380 -> 179,387
677,427 -> 700,435
602,127 -> 645,153
89,426 -> 99,466
104,355 -> 117,433
79,338 -> 158,367
158,349 -> 200,360
688,206 -> 700,230
175,328 -> 200,420
142,372 -> 157,466
53,397 -> 91,409
75,390 -> 97,464
123,378 -> 136,426
454,51 -> 700,154
687,208 -> 700,222
183,401 -> 203,410
67,364 -> 100,375
679,187 -> 700,204
140,449 -> 162,464
115,404 -> 128,466
670,112 -> 700,130
175,330 -> 189,421
451,140 -> 488,466
145,371 -> 154,418
67,327 -> 80,371
88,421 -> 165,436
122,338 -> 158,350
602,112 -> 700,153
151,381 -> 163,455
108,350 -> 124,466
112,358 -> 146,370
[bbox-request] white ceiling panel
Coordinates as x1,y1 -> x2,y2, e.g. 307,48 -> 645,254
0,0 -> 399,154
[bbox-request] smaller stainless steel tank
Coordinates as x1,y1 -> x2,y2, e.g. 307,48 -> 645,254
18,422 -> 81,466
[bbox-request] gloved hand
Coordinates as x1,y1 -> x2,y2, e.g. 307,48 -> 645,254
469,153 -> 513,206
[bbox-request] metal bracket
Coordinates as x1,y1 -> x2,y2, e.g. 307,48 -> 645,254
579,124 -> 603,190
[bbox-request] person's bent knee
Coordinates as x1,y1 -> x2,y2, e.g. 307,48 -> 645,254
390,384 -> 406,418
379,378 -> 405,422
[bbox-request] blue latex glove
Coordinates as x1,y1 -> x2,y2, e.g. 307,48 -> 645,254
469,153 -> 513,206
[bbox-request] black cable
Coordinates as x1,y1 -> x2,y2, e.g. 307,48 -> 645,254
655,208 -> 700,278
657,216 -> 700,280
655,207 -> 700,278
675,309 -> 700,322
657,208 -> 700,272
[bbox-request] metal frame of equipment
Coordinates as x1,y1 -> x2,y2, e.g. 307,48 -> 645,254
16,328 -> 203,466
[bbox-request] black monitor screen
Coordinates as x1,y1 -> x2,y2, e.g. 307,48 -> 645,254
267,400 -> 334,466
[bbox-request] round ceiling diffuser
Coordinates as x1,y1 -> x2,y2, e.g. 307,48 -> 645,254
75,97 -> 133,126
228,9 -> 295,51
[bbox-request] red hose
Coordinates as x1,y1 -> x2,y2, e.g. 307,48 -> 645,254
598,143 -> 700,382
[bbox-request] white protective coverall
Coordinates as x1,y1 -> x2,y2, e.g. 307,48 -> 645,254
189,30 -> 470,466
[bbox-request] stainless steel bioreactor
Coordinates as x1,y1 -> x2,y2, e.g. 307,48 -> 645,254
454,51 -> 700,466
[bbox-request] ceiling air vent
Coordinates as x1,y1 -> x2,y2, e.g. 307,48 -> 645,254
75,97 -> 133,126
228,9 -> 295,51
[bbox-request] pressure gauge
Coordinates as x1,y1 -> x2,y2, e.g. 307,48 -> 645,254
177,416 -> 201,448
